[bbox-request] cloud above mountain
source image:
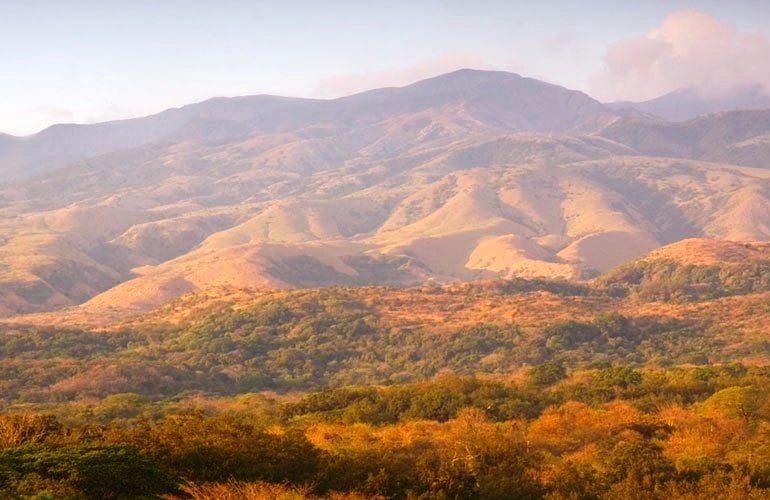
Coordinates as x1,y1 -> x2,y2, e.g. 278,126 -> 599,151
591,9 -> 770,102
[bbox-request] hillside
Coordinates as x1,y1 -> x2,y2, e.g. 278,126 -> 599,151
5,152 -> 770,318
2,70 -> 770,318
4,238 -> 770,399
2,241 -> 770,499
598,238 -> 770,301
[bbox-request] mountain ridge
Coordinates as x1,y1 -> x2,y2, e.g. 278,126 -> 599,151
608,84 -> 770,122
1,69 -> 615,181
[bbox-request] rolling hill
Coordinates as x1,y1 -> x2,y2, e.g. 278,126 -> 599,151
597,238 -> 770,301
6,238 -> 770,392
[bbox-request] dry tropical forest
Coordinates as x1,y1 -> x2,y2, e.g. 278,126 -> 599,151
1,70 -> 770,498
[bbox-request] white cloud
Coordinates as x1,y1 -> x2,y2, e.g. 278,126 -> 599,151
311,53 -> 489,98
591,9 -> 770,102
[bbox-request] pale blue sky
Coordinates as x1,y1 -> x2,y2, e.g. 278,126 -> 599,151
1,0 -> 769,135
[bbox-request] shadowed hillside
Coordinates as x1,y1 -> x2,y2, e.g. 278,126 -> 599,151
600,109 -> 770,168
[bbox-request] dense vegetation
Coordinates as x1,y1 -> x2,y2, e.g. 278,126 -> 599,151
2,367 -> 770,498
0,296 -> 734,404
598,257 -> 770,302
1,274 -> 769,498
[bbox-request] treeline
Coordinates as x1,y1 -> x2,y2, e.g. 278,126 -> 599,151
1,366 -> 770,498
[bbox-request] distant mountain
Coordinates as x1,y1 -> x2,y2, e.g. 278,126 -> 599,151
0,69 -> 615,181
600,109 -> 770,168
0,95 -> 323,181
2,69 -> 770,318
608,84 -> 770,122
335,69 -> 614,132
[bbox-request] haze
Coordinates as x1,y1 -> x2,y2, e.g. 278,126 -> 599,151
2,0 -> 770,136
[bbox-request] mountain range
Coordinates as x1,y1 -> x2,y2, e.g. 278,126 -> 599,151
608,84 -> 770,122
2,69 -> 770,319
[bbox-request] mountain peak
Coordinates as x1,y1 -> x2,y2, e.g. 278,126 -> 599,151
335,68 -> 610,133
402,68 -> 565,94
417,67 -> 523,82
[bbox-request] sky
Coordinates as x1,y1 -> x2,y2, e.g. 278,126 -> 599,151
1,0 -> 769,136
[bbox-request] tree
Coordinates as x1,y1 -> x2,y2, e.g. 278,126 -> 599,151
526,360 -> 567,387
698,386 -> 764,422
0,444 -> 176,498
